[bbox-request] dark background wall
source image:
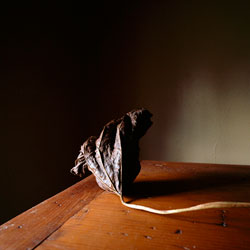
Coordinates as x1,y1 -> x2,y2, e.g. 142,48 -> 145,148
1,2 -> 250,224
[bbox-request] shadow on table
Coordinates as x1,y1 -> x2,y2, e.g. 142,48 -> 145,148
123,170 -> 250,200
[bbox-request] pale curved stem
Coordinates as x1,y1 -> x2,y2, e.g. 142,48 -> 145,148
120,196 -> 250,214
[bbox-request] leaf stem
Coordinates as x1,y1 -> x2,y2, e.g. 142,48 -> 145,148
120,196 -> 250,214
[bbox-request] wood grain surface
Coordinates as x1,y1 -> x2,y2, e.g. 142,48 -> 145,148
38,161 -> 250,250
1,161 -> 250,250
0,174 -> 103,250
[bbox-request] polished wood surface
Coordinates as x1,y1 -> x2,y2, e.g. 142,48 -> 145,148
1,161 -> 250,249
0,174 -> 103,250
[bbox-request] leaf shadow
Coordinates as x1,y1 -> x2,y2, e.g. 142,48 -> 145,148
123,170 -> 250,201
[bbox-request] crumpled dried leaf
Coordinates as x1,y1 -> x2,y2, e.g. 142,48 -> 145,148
70,108 -> 152,196
71,108 -> 250,215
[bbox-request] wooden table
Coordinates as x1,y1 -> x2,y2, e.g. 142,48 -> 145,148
1,161 -> 250,250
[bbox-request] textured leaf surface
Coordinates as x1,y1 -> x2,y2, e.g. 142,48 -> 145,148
71,108 -> 153,195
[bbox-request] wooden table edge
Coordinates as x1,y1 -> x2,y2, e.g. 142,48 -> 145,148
0,174 -> 103,250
